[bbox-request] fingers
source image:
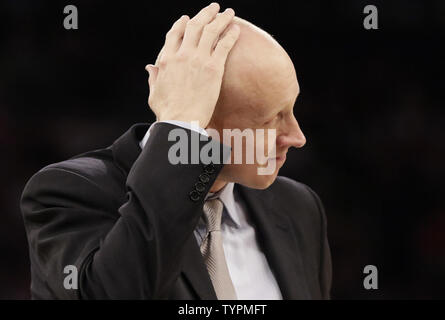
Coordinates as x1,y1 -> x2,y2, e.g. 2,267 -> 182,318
152,3 -> 238,72
161,15 -> 190,60
145,64 -> 158,88
198,8 -> 235,55
213,24 -> 240,63
180,2 -> 220,52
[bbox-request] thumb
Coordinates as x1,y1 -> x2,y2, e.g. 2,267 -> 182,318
145,64 -> 159,88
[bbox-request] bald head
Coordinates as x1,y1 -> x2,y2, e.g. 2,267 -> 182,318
210,16 -> 299,128
223,16 -> 292,81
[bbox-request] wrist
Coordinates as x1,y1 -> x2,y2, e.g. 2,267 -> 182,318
158,113 -> 209,129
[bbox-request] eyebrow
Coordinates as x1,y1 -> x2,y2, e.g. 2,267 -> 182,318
259,89 -> 300,122
286,91 -> 300,110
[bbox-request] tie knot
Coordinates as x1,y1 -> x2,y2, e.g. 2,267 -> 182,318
203,198 -> 224,232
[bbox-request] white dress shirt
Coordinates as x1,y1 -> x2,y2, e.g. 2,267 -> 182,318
140,121 -> 283,300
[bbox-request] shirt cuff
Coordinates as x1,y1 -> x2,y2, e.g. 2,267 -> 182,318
139,120 -> 209,150
160,120 -> 208,137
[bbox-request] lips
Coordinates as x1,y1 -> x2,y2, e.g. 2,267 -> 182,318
269,154 -> 287,163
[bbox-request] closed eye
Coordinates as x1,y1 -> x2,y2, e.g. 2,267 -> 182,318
264,112 -> 282,125
264,118 -> 275,125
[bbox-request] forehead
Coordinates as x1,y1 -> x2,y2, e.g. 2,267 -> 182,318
246,69 -> 300,117
220,44 -> 300,123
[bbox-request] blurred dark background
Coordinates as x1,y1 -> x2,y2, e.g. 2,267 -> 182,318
1,0 -> 444,299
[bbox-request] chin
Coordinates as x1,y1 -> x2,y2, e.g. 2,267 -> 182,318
222,164 -> 280,190
242,172 -> 278,190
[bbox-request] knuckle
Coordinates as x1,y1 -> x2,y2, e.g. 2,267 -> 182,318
173,15 -> 184,25
203,61 -> 220,72
172,15 -> 188,28
176,50 -> 189,61
158,56 -> 168,67
165,29 -> 177,39
190,55 -> 203,67
219,39 -> 232,50
202,9 -> 214,19
203,24 -> 218,35
187,19 -> 200,28
227,31 -> 239,43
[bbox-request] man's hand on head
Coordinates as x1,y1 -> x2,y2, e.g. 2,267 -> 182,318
145,3 -> 240,129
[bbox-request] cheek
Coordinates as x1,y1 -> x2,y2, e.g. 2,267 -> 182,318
229,163 -> 257,178
222,163 -> 279,189
249,134 -> 277,163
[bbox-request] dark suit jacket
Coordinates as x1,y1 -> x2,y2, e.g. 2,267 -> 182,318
20,122 -> 332,299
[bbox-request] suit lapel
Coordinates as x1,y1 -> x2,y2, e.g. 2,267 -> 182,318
236,184 -> 310,299
181,234 -> 218,300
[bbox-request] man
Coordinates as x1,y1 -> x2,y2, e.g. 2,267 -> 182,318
21,3 -> 332,299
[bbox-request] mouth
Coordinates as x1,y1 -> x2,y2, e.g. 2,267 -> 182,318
269,154 -> 287,164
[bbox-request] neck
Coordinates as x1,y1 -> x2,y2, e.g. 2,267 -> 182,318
210,179 -> 228,193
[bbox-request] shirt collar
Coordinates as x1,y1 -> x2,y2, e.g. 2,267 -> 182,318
206,182 -> 241,228
139,123 -> 156,149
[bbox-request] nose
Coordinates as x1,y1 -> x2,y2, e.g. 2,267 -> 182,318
276,115 -> 306,149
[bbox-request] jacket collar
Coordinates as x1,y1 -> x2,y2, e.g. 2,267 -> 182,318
110,123 -> 149,176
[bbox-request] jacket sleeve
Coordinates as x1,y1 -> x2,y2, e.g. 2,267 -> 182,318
20,123 -> 231,299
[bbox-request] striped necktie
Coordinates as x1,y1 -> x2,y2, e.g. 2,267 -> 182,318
200,198 -> 237,300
